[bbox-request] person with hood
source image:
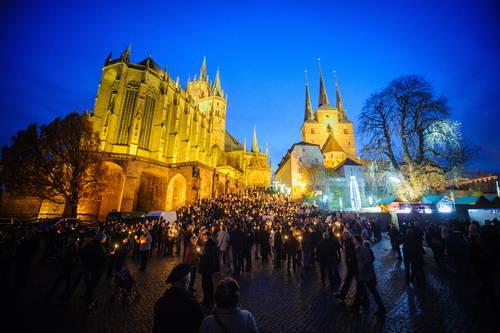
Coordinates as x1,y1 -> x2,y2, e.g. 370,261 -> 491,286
199,231 -> 218,309
198,278 -> 258,333
152,264 -> 205,333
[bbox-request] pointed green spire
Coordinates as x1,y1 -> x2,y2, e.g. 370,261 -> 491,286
318,58 -> 329,107
199,56 -> 207,81
252,125 -> 259,153
304,70 -> 313,120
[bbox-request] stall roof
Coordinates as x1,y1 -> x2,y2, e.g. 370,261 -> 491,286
455,196 -> 488,205
377,195 -> 406,205
485,195 -> 499,202
420,195 -> 445,204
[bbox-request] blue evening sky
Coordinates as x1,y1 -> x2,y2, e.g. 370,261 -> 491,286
0,0 -> 499,171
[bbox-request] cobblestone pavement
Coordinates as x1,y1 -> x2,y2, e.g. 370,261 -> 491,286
1,236 -> 492,333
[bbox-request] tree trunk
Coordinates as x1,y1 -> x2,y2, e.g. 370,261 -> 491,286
63,193 -> 79,218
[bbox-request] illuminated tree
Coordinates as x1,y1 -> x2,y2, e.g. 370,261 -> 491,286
358,75 -> 474,200
1,112 -> 106,217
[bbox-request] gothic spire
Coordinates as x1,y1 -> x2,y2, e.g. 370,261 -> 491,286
213,68 -> 223,97
334,70 -> 347,121
304,70 -> 313,120
120,44 -> 131,63
104,51 -> 112,66
199,56 -> 208,81
252,125 -> 259,153
163,65 -> 168,81
318,58 -> 329,107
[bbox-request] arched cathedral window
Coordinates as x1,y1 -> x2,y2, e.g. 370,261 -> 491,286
139,86 -> 158,150
116,81 -> 139,144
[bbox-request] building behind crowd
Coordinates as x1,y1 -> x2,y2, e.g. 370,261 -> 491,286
275,67 -> 365,209
1,49 -> 272,220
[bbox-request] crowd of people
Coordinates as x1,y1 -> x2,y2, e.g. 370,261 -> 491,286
1,190 -> 499,332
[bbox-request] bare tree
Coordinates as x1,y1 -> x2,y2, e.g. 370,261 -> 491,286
358,91 -> 399,169
1,112 -> 106,217
358,75 -> 474,200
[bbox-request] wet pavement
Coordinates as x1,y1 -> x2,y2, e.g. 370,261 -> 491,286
1,236 -> 493,333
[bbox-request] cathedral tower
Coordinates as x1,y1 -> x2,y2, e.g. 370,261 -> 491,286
300,63 -> 357,167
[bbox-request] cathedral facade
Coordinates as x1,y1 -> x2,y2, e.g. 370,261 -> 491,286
1,48 -> 272,220
87,48 -> 272,220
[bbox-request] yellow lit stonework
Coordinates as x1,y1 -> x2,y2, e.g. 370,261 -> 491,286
2,50 -> 272,220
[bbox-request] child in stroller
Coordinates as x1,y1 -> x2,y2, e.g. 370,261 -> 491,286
108,269 -> 140,305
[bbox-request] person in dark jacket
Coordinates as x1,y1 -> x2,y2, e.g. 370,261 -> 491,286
230,225 -> 244,276
285,233 -> 299,272
351,235 -> 386,316
80,233 -> 108,308
317,232 -> 337,287
335,231 -> 357,301
302,226 -> 314,269
199,232 -> 218,309
46,234 -> 79,299
388,223 -> 402,259
153,263 -> 205,333
260,227 -> 270,263
183,235 -> 200,293
242,227 -> 254,272
274,227 -> 283,268
402,229 -> 425,287
14,230 -> 39,288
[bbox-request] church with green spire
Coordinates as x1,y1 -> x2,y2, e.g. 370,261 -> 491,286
275,64 -> 365,209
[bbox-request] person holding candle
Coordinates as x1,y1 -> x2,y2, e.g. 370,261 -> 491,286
184,235 -> 200,292
138,229 -> 152,272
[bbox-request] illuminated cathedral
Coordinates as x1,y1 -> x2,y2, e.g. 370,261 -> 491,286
3,47 -> 272,220
275,64 -> 365,209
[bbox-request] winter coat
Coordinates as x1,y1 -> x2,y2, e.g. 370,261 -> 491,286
317,238 -> 337,262
354,244 -> 376,282
183,244 -> 200,268
285,236 -> 299,254
153,286 -> 205,333
274,232 -> 283,250
302,231 -> 314,250
80,240 -> 106,274
199,238 -> 218,275
217,231 -> 230,252
343,238 -> 357,271
199,307 -> 259,333
230,229 -> 244,250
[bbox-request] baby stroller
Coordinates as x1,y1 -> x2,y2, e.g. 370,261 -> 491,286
108,269 -> 140,306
